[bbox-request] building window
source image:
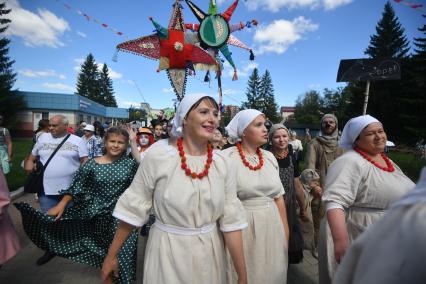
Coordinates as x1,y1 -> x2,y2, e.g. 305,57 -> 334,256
87,115 -> 92,124
42,112 -> 49,120
78,114 -> 84,124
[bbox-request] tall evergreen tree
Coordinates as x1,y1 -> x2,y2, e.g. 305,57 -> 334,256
99,64 -> 117,107
0,2 -> 25,126
413,15 -> 426,58
259,70 -> 280,123
76,53 -> 100,103
400,15 -> 426,141
365,1 -> 410,59
241,68 -> 261,110
347,1 -> 411,141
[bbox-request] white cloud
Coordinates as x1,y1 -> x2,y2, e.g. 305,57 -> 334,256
253,17 -> 319,54
308,83 -> 321,89
162,88 -> 174,93
19,69 -> 66,79
323,0 -> 352,10
76,31 -> 87,38
244,0 -> 352,12
41,82 -> 75,92
6,0 -> 70,47
223,61 -> 259,78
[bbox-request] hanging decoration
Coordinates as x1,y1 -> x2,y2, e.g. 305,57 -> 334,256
184,0 -> 257,81
115,0 -> 218,100
53,0 -> 127,38
393,0 -> 425,12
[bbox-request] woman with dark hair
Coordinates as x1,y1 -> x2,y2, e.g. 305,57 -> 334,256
94,121 -> 105,138
102,94 -> 247,284
15,127 -> 139,283
34,119 -> 49,143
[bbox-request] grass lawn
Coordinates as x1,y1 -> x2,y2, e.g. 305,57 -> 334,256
5,139 -> 33,191
388,151 -> 426,182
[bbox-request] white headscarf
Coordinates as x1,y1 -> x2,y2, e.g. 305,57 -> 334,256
171,94 -> 215,137
225,109 -> 262,140
339,115 -> 380,149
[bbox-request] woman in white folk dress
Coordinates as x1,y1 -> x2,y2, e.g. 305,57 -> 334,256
224,109 -> 289,284
101,94 -> 248,284
318,115 -> 415,284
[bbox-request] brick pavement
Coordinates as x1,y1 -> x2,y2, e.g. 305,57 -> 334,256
0,192 -> 318,284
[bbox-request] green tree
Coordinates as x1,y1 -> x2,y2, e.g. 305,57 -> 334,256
321,87 -> 351,125
76,53 -> 100,103
0,2 -> 25,127
99,64 -> 117,107
399,15 -> 426,141
241,68 -> 261,110
347,1 -> 411,141
259,70 -> 280,123
365,1 -> 410,59
293,90 -> 322,124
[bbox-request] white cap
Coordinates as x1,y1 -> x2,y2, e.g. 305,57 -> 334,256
83,124 -> 95,132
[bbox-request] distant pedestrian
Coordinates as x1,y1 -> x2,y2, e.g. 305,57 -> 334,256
74,121 -> 87,137
0,114 -> 12,175
34,119 -> 50,144
82,124 -> 103,159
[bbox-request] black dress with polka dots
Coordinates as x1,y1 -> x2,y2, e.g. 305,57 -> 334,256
15,156 -> 139,284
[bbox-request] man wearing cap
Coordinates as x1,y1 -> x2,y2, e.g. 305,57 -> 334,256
83,124 -> 103,159
305,114 -> 344,258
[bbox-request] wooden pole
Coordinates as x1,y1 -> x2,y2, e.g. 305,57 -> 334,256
362,80 -> 370,115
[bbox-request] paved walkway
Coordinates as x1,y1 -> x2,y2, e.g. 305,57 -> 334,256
0,192 -> 318,283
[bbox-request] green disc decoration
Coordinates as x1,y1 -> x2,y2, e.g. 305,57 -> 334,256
199,15 -> 230,48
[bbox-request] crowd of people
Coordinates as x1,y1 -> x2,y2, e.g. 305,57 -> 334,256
0,95 -> 425,283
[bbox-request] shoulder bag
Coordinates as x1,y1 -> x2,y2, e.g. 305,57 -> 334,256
24,134 -> 70,194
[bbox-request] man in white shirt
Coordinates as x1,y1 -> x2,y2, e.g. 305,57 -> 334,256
24,115 -> 88,265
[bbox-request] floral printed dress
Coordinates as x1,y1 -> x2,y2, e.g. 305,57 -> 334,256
15,156 -> 138,284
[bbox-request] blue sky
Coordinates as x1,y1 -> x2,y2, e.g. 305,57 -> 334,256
6,0 -> 424,109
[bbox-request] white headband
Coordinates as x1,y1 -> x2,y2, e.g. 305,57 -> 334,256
339,115 -> 380,149
225,109 -> 263,140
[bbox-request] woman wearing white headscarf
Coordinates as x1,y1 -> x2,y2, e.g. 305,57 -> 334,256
333,167 -> 426,284
318,115 -> 415,284
223,109 -> 289,284
101,94 -> 248,284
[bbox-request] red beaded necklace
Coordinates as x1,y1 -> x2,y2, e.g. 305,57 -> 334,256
353,147 -> 395,172
177,137 -> 213,179
236,142 -> 264,171
274,148 -> 289,160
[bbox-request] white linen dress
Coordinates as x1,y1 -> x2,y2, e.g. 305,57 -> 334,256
113,140 -> 247,284
223,147 -> 288,284
318,150 -> 415,284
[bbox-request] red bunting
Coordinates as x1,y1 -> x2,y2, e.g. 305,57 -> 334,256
53,0 -> 127,38
393,0 -> 425,11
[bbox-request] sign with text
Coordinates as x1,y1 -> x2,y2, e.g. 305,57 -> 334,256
336,58 -> 401,82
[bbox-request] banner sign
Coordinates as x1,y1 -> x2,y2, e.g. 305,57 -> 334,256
336,58 -> 401,82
